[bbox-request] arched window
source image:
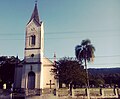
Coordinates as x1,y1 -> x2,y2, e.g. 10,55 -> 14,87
30,35 -> 36,46
28,71 -> 35,89
31,35 -> 36,45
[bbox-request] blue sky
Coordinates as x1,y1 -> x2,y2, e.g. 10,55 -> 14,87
0,0 -> 120,68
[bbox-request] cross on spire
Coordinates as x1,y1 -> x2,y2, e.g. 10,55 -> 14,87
28,0 -> 40,24
35,0 -> 38,5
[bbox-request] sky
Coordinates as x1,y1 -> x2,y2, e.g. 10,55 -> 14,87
0,0 -> 120,68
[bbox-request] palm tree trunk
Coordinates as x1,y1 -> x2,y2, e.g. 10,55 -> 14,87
85,58 -> 90,99
85,58 -> 89,88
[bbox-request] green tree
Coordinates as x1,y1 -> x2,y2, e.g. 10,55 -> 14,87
51,57 -> 86,88
0,56 -> 20,89
75,39 -> 95,88
89,75 -> 105,87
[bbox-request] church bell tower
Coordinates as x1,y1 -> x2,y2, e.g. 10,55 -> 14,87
21,2 -> 44,90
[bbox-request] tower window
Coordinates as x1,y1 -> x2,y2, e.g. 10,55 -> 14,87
30,35 -> 36,46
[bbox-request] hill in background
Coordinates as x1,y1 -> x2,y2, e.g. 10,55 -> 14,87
89,68 -> 120,75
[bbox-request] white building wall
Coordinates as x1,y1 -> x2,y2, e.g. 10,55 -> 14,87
43,66 -> 55,88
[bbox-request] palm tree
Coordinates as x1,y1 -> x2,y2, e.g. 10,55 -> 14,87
75,39 -> 95,98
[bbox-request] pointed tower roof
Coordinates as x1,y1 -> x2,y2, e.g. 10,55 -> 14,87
28,2 -> 40,24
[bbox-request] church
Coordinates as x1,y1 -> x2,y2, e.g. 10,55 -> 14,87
14,2 -> 56,93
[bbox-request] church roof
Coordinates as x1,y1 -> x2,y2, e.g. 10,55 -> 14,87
28,3 -> 40,24
43,57 -> 54,67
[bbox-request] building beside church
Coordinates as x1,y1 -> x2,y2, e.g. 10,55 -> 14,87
14,2 -> 56,92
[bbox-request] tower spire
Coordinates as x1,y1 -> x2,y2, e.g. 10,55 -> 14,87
28,0 -> 40,24
54,52 -> 56,65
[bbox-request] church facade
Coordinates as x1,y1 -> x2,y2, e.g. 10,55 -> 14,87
14,3 -> 56,91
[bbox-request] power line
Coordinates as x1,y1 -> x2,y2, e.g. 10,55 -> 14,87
17,55 -> 120,60
0,29 -> 120,35
0,35 -> 120,40
0,30 -> 119,40
95,55 -> 120,58
88,63 -> 120,66
1,55 -> 120,66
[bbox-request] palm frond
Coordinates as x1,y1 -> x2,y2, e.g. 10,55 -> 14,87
75,39 -> 95,63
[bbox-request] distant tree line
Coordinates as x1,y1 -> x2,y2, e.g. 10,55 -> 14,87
89,68 -> 120,88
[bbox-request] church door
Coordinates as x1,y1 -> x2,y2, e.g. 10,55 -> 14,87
28,71 -> 35,89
